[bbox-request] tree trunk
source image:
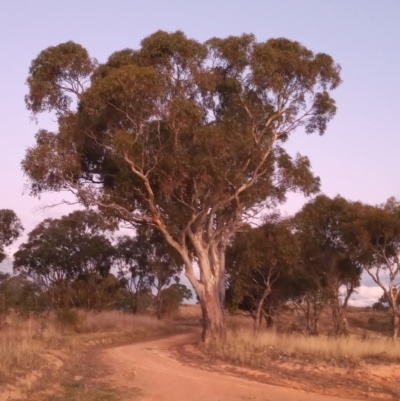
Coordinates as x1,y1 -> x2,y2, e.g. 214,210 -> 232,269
253,307 -> 263,336
131,291 -> 138,314
178,234 -> 226,341
332,303 -> 349,336
304,294 -> 320,336
331,304 -> 342,335
218,242 -> 227,307
156,290 -> 163,320
338,289 -> 352,336
265,313 -> 274,329
393,310 -> 400,339
263,303 -> 275,330
331,283 -> 352,336
164,229 -> 228,341
198,283 -> 225,342
340,312 -> 349,336
130,296 -> 135,314
253,288 -> 271,334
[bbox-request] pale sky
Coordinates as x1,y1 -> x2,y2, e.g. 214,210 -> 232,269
1,1 -> 399,304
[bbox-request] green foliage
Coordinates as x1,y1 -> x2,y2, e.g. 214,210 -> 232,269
293,195 -> 362,296
372,302 -> 388,312
115,227 -> 183,316
226,195 -> 363,335
160,283 -> 192,317
25,41 -> 95,114
226,215 -> 300,318
345,198 -> 400,337
136,289 -> 155,312
71,273 -> 125,311
349,198 -> 400,271
115,235 -> 153,314
168,283 -> 192,302
0,273 -> 48,316
292,195 -> 362,335
0,210 -> 23,263
13,210 -> 115,309
21,32 -> 342,337
0,272 -> 11,316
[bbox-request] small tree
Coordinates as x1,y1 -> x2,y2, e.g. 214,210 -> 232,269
4,275 -> 48,316
71,273 -> 125,311
0,273 -> 48,322
13,210 -> 115,309
115,235 -> 154,314
140,228 -> 183,320
226,216 -> 300,333
0,209 -> 23,263
115,227 -> 183,318
160,283 -> 192,317
0,272 -> 11,323
349,198 -> 400,338
73,234 -> 115,310
293,195 -> 362,336
22,33 -> 341,339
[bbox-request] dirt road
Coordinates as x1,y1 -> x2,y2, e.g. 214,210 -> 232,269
103,334 -> 362,401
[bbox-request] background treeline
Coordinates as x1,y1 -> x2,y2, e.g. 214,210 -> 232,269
226,194 -> 400,338
0,210 -> 192,321
2,193 -> 400,338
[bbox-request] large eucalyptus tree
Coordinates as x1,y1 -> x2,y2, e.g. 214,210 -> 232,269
22,31 -> 341,338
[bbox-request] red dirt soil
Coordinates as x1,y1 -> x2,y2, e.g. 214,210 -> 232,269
102,333 -> 366,401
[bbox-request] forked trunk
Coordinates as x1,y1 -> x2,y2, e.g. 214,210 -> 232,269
175,232 -> 227,341
331,283 -> 353,336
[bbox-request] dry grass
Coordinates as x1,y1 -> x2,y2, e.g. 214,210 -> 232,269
0,310 -> 178,385
204,326 -> 400,368
0,315 -> 62,382
178,303 -> 201,317
76,309 -> 173,334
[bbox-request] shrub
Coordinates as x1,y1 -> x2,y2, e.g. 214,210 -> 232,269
56,308 -> 79,327
372,302 -> 388,311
